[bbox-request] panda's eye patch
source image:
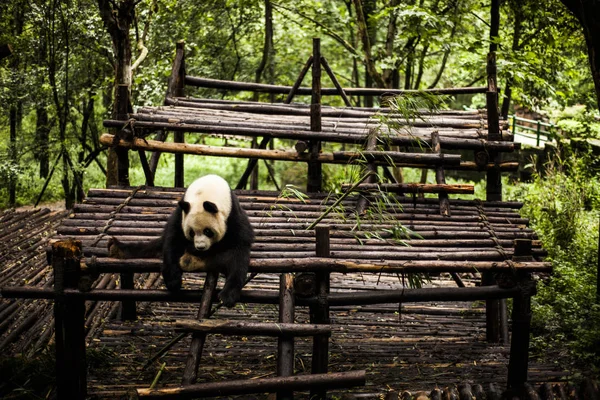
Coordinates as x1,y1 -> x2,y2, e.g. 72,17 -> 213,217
188,230 -> 195,238
203,228 -> 214,238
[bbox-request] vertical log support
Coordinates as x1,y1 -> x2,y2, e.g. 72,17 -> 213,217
356,130 -> 378,215
432,131 -> 451,217
308,38 -> 322,193
310,226 -> 331,400
507,239 -> 535,392
182,271 -> 219,385
52,239 -> 87,400
168,41 -> 186,188
277,273 -> 295,400
485,1 -> 503,341
119,271 -> 137,321
115,84 -> 132,187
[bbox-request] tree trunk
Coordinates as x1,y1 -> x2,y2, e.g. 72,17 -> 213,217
559,0 -> 600,112
353,0 -> 384,107
35,107 -> 51,178
500,2 -> 523,118
97,0 -> 135,186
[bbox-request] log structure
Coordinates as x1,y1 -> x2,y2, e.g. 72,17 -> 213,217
0,34 -> 551,399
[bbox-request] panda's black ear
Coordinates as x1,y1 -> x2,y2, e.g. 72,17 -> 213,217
203,201 -> 219,214
178,200 -> 190,214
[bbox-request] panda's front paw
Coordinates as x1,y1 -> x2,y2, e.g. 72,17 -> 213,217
218,288 -> 239,308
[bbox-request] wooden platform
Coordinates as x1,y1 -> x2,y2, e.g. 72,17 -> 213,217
84,273 -> 568,399
0,202 -> 565,399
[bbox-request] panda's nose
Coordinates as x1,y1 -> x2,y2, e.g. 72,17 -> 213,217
195,244 -> 207,251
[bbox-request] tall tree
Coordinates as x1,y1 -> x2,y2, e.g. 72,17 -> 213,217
97,0 -> 135,186
559,0 -> 600,111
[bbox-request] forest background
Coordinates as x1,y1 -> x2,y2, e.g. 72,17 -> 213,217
1,0 -> 600,377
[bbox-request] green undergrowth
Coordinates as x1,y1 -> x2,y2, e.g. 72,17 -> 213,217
506,150 -> 600,375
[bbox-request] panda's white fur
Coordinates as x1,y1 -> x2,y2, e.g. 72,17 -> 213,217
181,175 -> 232,252
108,174 -> 255,307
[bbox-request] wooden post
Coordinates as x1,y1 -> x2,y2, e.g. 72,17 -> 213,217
52,239 -> 87,400
277,273 -> 295,400
507,239 -> 535,391
310,226 -> 330,400
168,41 -> 186,188
250,138 -> 260,190
182,271 -> 219,385
308,38 -> 322,193
355,131 -> 378,214
119,271 -> 137,321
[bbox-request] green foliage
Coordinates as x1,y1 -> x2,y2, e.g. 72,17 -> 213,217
510,151 -> 600,369
550,105 -> 600,139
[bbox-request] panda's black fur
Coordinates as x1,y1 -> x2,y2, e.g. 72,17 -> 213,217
108,176 -> 254,308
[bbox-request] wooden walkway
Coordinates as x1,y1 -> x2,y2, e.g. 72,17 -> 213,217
0,206 -> 566,398
85,272 -> 568,399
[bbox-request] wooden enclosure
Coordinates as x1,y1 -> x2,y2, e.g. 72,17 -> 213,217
0,34 -> 553,399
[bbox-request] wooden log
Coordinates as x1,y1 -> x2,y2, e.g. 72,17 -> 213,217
277,273 -> 295,400
183,75 -> 486,96
355,131 -> 379,214
134,370 -> 366,399
310,226 -> 331,400
175,319 -> 329,337
119,271 -> 136,321
344,183 -> 474,194
308,37 -> 323,193
472,384 -> 486,400
166,41 -> 186,99
52,239 -> 87,400
83,255 -> 552,272
432,132 -> 451,216
107,112 -> 486,130
181,271 -> 218,385
99,133 -> 462,166
285,55 -> 313,104
320,56 -> 351,106
0,284 -> 537,306
103,116 -> 516,151
506,275 -> 535,390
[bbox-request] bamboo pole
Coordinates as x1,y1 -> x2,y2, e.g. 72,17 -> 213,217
134,370 -> 366,399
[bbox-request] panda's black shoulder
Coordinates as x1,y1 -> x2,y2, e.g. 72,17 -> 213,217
223,190 -> 254,246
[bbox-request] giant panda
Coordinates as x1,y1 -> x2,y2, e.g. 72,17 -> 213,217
108,174 -> 254,307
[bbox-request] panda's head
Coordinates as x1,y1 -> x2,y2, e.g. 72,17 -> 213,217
179,175 -> 232,252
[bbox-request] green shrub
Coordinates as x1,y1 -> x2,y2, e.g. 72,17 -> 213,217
511,151 -> 600,370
